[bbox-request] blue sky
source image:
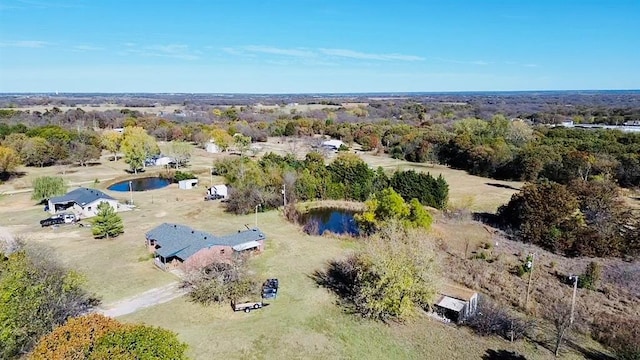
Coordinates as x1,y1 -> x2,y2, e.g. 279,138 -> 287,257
0,0 -> 638,93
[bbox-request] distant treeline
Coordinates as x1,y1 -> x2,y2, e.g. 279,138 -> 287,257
1,107 -> 639,187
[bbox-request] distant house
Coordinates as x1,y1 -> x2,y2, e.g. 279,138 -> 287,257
48,187 -> 118,218
322,139 -> 345,150
154,156 -> 174,166
178,179 -> 198,190
433,284 -> 478,324
145,223 -> 266,270
208,184 -> 228,198
205,140 -> 221,153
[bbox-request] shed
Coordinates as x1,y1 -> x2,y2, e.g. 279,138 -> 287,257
178,179 -> 198,190
433,284 -> 478,323
206,140 -> 221,153
322,139 -> 345,150
208,184 -> 228,198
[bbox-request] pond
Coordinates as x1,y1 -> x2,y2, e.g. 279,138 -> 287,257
107,177 -> 171,192
302,208 -> 360,236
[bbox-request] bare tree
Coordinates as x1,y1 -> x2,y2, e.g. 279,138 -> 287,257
545,296 -> 573,357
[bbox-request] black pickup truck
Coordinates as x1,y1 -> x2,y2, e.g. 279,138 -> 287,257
40,213 -> 76,227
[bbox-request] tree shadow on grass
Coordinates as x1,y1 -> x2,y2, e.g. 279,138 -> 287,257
482,349 -> 527,360
486,182 -> 520,191
310,259 -> 358,302
565,339 -> 616,360
0,171 -> 26,182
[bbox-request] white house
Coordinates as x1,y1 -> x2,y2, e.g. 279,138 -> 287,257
48,187 -> 118,219
206,140 -> 221,153
322,139 -> 345,150
208,184 -> 228,198
179,179 -> 199,190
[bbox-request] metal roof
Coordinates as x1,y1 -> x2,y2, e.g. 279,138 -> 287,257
49,187 -> 115,206
146,223 -> 265,261
436,295 -> 466,312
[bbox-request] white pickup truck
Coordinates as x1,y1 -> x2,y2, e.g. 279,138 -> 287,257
231,300 -> 263,313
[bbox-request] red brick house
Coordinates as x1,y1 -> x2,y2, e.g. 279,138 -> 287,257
145,223 -> 265,270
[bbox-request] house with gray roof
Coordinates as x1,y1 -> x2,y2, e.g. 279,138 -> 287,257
48,187 -> 118,219
145,223 -> 266,270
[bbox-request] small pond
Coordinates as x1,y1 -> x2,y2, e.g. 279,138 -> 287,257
107,177 -> 171,192
302,208 -> 360,236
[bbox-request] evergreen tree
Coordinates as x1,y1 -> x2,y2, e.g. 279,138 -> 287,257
92,202 -> 124,239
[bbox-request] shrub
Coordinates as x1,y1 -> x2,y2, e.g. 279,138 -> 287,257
174,170 -> 197,182
578,261 -> 602,290
466,296 -> 533,341
313,223 -> 438,321
592,313 -> 640,360
183,254 -> 256,305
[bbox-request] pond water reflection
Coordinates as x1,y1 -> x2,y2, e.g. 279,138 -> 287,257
107,177 -> 171,192
302,208 -> 359,236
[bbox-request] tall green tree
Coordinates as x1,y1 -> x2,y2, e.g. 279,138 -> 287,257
31,176 -> 67,202
0,248 -> 94,359
0,146 -> 21,176
314,224 -> 439,321
120,127 -> 159,174
101,131 -> 122,161
327,153 -> 374,201
91,202 -> 124,239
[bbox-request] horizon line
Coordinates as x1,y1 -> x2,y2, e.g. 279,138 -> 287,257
1,89 -> 640,96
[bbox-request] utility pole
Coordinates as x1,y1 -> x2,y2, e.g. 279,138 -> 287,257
569,275 -> 579,324
129,181 -> 133,205
255,204 -> 261,228
524,253 -> 535,309
209,166 -> 213,187
282,184 -> 286,208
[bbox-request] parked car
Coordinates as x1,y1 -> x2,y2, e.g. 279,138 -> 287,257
262,287 -> 277,299
261,278 -> 279,299
40,213 -> 76,227
204,193 -> 224,201
263,278 -> 279,290
231,300 -> 263,313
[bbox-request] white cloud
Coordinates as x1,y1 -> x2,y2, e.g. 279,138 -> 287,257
0,40 -> 50,48
72,45 -> 103,52
223,45 -> 424,63
434,57 -> 490,66
242,45 -> 315,58
319,48 -> 424,61
121,44 -> 200,60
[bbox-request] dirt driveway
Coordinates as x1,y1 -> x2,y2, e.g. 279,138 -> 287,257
98,281 -> 188,317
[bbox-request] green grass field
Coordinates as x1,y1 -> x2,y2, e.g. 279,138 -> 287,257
0,143 -> 589,359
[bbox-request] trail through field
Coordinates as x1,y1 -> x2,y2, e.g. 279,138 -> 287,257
98,281 -> 187,317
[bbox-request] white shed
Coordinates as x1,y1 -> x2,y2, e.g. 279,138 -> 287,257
208,184 -> 228,198
322,139 -> 345,150
178,179 -> 199,190
206,140 -> 221,153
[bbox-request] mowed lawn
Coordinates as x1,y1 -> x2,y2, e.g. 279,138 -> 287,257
359,153 -> 523,213
121,210 -> 572,360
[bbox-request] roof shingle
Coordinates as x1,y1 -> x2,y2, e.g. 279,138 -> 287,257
49,187 -> 115,206
146,223 -> 265,260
